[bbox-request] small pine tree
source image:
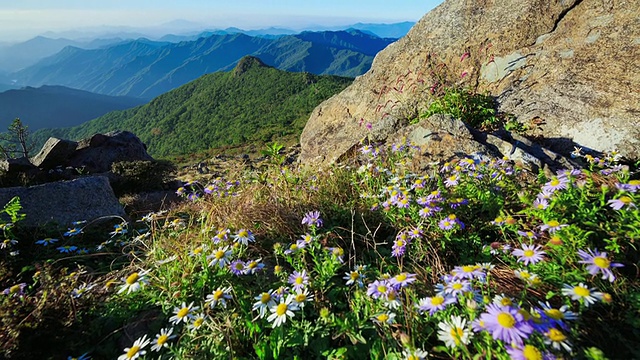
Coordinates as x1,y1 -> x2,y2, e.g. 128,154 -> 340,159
0,118 -> 35,159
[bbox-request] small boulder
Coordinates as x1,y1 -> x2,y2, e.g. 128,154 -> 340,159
30,137 -> 78,169
69,131 -> 154,173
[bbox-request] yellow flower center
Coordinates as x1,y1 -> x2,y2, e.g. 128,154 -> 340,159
494,216 -> 504,223
290,244 -> 298,250
157,334 -> 169,345
193,317 -> 204,327
522,345 -> 543,360
519,271 -> 531,279
452,283 -> 463,290
213,290 -> 223,300
524,250 -> 535,257
550,178 -> 560,186
215,250 -> 225,259
376,313 -> 389,322
545,308 -> 564,320
497,312 -> 516,328
238,230 -> 248,237
295,277 -> 304,285
333,248 -> 344,256
177,307 -> 189,318
448,214 -> 457,220
276,303 -> 288,316
431,296 -> 445,306
295,293 -> 307,302
629,180 -> 640,186
547,220 -> 559,227
248,262 -> 258,269
126,273 -> 139,285
500,298 -> 512,306
594,256 -> 610,268
350,272 -> 359,280
395,274 -> 407,282
377,285 -> 387,293
573,286 -> 590,297
462,265 -> 475,273
193,247 -> 203,254
620,196 -> 632,204
260,293 -> 271,303
126,346 -> 140,358
450,327 -> 464,345
9,284 -> 21,293
547,328 -> 567,342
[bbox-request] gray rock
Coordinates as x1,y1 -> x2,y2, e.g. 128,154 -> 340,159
69,131 -> 153,173
0,176 -> 125,227
30,137 -> 78,169
300,0 -> 639,165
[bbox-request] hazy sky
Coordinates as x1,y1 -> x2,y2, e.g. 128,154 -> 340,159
0,0 -> 443,42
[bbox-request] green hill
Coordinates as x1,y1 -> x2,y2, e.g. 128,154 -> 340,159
32,56 -> 352,158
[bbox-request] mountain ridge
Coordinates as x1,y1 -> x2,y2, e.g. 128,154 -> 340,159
11,30 -> 395,99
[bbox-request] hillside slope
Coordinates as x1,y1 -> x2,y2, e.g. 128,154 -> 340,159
0,85 -> 146,131
32,56 -> 352,157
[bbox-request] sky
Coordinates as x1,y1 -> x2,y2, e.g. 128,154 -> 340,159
0,0 -> 443,42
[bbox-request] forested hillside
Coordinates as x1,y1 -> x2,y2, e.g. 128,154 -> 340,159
32,56 -> 352,157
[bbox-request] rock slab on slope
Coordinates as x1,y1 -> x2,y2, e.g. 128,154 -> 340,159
300,0 -> 639,165
0,176 -> 125,227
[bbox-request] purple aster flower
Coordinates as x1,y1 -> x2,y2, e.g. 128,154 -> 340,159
512,244 -> 546,266
539,220 -> 568,234
532,197 -> 549,210
444,175 -> 459,187
479,304 -> 533,345
57,245 -> 78,253
301,211 -> 323,228
426,190 -> 444,202
244,259 -> 265,274
232,229 -> 255,246
449,198 -> 469,209
507,345 -> 555,360
408,227 -> 423,239
607,196 -> 636,210
392,233 -> 410,257
229,259 -> 246,275
438,214 -> 465,231
517,230 -> 538,240
288,270 -> 309,291
615,180 -> 640,193
389,272 -> 417,289
542,176 -> 569,193
577,248 -> 623,282
444,279 -> 472,297
393,195 -> 411,208
366,279 -> 392,300
415,294 -> 457,315
451,264 -> 486,281
419,205 -> 440,218
2,283 -> 27,297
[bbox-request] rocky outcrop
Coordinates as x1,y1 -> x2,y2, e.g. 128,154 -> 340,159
31,131 -> 153,173
300,0 -> 639,166
0,176 -> 125,227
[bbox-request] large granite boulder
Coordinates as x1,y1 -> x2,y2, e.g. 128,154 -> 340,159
0,176 -> 125,227
300,0 -> 639,165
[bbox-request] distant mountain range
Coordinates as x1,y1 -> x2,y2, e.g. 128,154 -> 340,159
0,85 -> 146,131
0,36 -> 126,73
0,22 -> 414,74
10,29 -> 394,99
32,56 -> 353,157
